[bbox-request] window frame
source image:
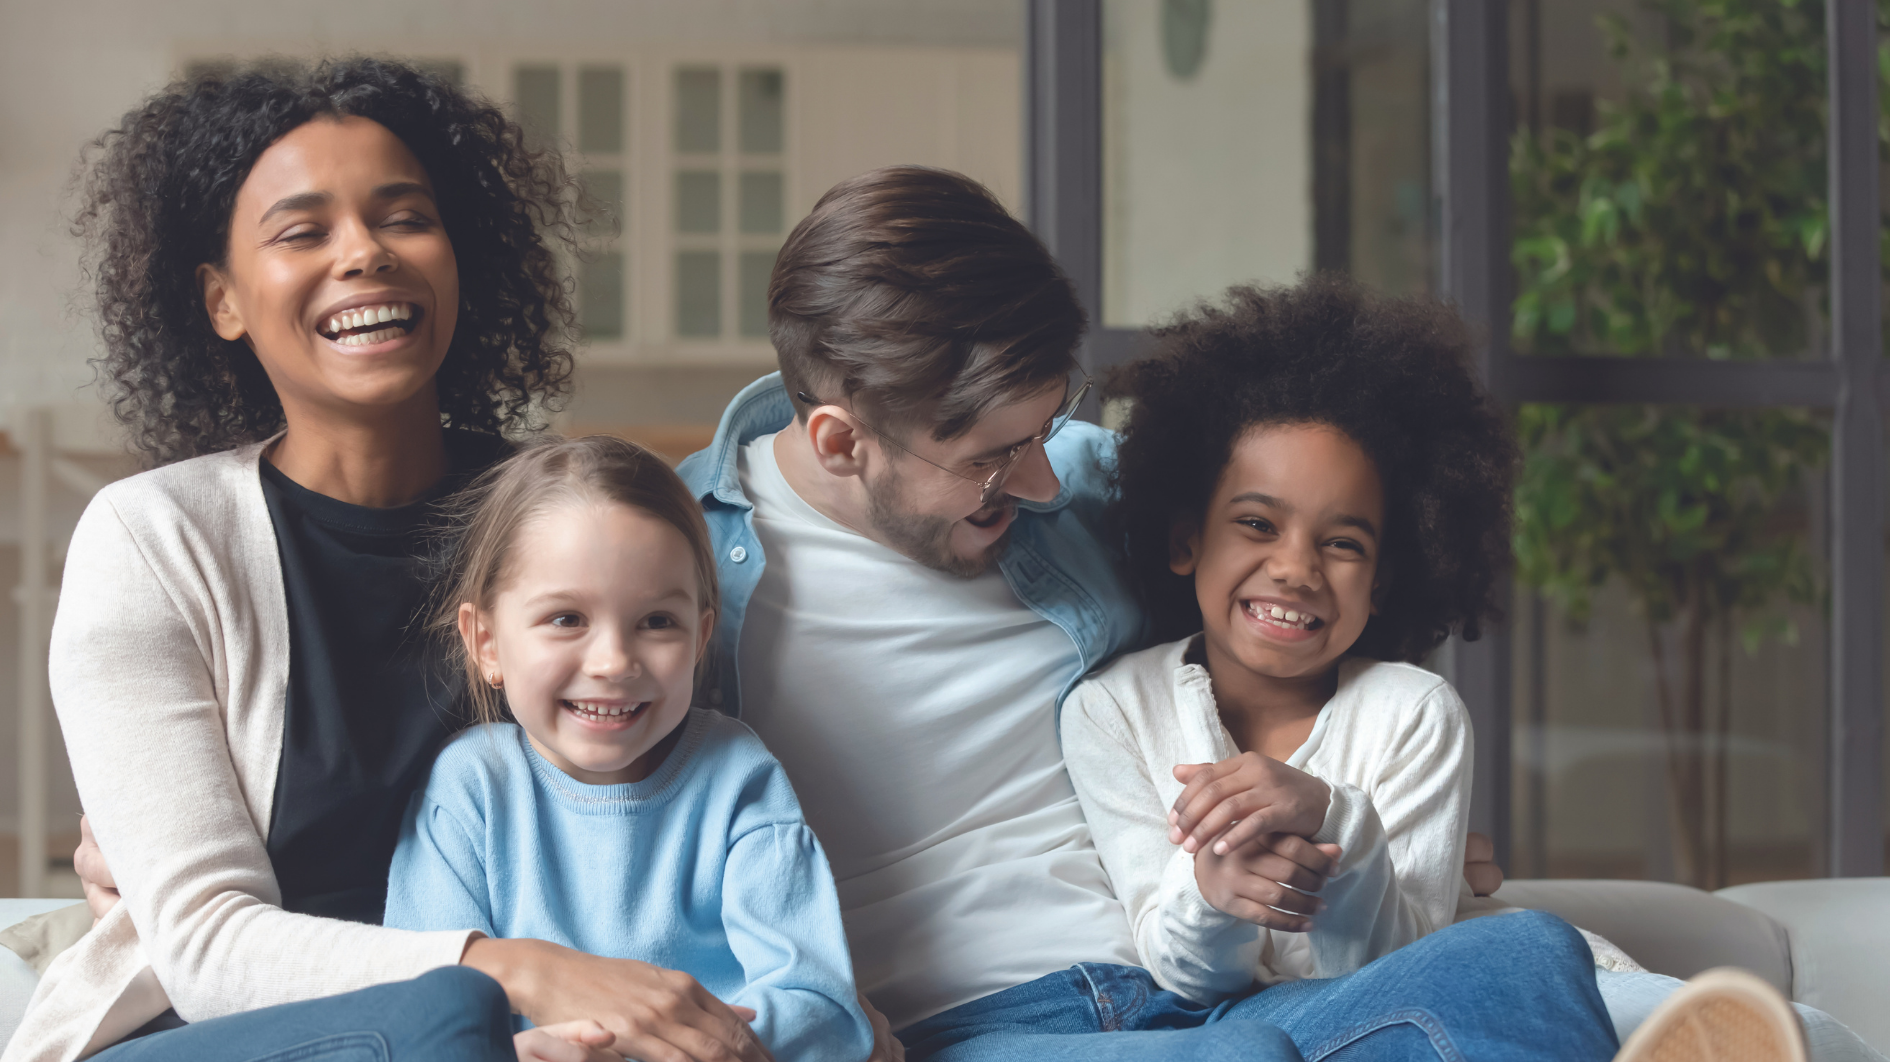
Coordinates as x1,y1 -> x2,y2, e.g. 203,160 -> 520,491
1023,0 -> 1885,878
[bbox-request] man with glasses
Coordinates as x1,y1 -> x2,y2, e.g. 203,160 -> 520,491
678,166 -> 1614,1061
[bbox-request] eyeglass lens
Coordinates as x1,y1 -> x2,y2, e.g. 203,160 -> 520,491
978,378 -> 1091,505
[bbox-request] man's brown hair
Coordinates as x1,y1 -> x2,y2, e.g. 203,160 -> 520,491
769,166 -> 1084,441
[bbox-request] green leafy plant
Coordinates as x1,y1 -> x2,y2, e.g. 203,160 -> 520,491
1507,0 -> 1880,887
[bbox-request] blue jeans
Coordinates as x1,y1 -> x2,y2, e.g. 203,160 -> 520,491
899,910 -> 1618,1062
90,966 -> 514,1062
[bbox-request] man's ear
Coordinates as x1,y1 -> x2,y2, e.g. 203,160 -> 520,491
804,406 -> 869,480
1168,519 -> 1202,577
197,262 -> 247,343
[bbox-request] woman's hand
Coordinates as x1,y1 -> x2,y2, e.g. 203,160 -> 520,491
1463,832 -> 1503,897
515,1020 -> 622,1062
857,990 -> 905,1062
1168,753 -> 1331,856
465,937 -> 772,1062
74,815 -> 121,923
1191,832 -> 1341,931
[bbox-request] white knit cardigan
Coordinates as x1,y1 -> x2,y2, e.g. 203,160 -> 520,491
5,441 -> 477,1062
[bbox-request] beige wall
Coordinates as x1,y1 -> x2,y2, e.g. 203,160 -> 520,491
0,0 -> 1022,856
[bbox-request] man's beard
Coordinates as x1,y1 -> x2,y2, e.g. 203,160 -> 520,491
863,468 -> 1013,578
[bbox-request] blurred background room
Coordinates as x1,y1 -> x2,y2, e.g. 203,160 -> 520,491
0,0 -> 1883,900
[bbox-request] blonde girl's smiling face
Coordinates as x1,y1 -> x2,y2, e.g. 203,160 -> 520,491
461,500 -> 713,786
1173,423 -> 1385,687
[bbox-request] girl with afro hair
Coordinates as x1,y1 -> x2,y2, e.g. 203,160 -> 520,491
1061,274 -> 1518,1002
1061,275 -> 1879,1062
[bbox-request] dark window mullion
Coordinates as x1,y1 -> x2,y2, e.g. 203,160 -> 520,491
1825,0 -> 1885,878
1430,0 -> 1514,871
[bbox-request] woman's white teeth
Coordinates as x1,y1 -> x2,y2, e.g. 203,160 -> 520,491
336,326 -> 404,347
324,303 -> 413,336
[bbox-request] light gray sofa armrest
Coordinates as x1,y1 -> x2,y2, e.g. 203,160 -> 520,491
0,899 -> 89,1051
1718,878 -> 1890,1056
1491,879 -> 1793,994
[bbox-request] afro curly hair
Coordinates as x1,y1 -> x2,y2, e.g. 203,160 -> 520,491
75,56 -> 578,466
1108,274 -> 1518,663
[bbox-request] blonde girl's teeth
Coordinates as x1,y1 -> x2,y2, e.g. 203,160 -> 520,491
1284,610 -> 1300,623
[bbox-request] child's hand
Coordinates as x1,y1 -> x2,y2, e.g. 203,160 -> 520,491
515,1020 -> 621,1062
465,939 -> 773,1062
1168,752 -> 1331,856
1191,832 -> 1343,932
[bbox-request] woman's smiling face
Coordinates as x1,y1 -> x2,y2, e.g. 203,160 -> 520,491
1174,423 -> 1385,684
199,114 -> 458,418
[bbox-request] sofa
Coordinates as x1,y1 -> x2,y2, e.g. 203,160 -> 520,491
3,879 -> 1886,1054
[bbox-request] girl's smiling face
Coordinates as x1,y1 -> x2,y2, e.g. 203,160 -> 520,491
1173,423 -> 1385,686
199,114 -> 459,420
461,500 -> 713,786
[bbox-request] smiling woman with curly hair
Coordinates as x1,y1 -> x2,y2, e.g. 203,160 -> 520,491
17,58 -> 780,1062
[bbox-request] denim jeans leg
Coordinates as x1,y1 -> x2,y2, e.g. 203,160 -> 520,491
90,967 -> 516,1062
1224,910 -> 1618,1062
899,964 -> 1305,1062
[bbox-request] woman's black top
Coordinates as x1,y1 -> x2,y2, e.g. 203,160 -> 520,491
258,430 -> 505,925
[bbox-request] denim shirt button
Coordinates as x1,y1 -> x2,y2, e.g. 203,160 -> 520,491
729,545 -> 748,563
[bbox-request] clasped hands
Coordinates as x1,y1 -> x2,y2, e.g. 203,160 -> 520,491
1167,751 -> 1341,933
1167,753 -> 1507,933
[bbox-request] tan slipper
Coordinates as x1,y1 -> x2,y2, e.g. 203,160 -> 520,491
1612,968 -> 1807,1062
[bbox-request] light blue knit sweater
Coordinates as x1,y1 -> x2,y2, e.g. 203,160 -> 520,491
385,708 -> 873,1061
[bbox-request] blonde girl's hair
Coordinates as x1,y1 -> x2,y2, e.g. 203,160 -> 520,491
430,434 -> 721,727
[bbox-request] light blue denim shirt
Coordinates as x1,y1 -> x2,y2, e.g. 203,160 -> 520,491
676,373 -> 1148,719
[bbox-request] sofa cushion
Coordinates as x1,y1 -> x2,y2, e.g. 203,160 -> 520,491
1718,878 -> 1890,1057
1493,879 -> 1792,994
0,899 -> 88,1052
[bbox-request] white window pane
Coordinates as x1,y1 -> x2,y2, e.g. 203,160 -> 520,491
739,171 -> 784,234
578,66 -> 625,154
581,252 -> 626,340
676,171 -> 721,233
738,68 -> 785,154
739,250 -> 776,337
676,251 -> 721,337
676,67 -> 721,153
514,65 -> 561,152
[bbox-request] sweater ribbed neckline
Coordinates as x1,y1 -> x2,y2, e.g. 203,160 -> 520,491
519,708 -> 709,813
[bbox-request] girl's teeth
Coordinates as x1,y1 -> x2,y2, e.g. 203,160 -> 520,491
1254,603 -> 1316,629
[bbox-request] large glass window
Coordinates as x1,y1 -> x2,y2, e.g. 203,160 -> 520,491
1101,0 -> 1432,330
1509,405 -> 1829,886
1505,0 -> 1839,885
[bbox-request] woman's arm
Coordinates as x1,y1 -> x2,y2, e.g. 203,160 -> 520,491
51,494 -> 476,1021
720,822 -> 874,1062
1060,681 -> 1261,1005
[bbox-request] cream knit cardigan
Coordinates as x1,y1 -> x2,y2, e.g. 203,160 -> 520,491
4,441 -> 477,1062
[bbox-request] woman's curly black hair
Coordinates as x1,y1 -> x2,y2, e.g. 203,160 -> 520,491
75,56 -> 578,465
1109,274 -> 1518,663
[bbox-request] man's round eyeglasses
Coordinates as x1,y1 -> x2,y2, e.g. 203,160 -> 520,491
796,376 -> 1092,508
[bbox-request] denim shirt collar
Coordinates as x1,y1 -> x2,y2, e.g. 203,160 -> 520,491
695,373 -> 1077,514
